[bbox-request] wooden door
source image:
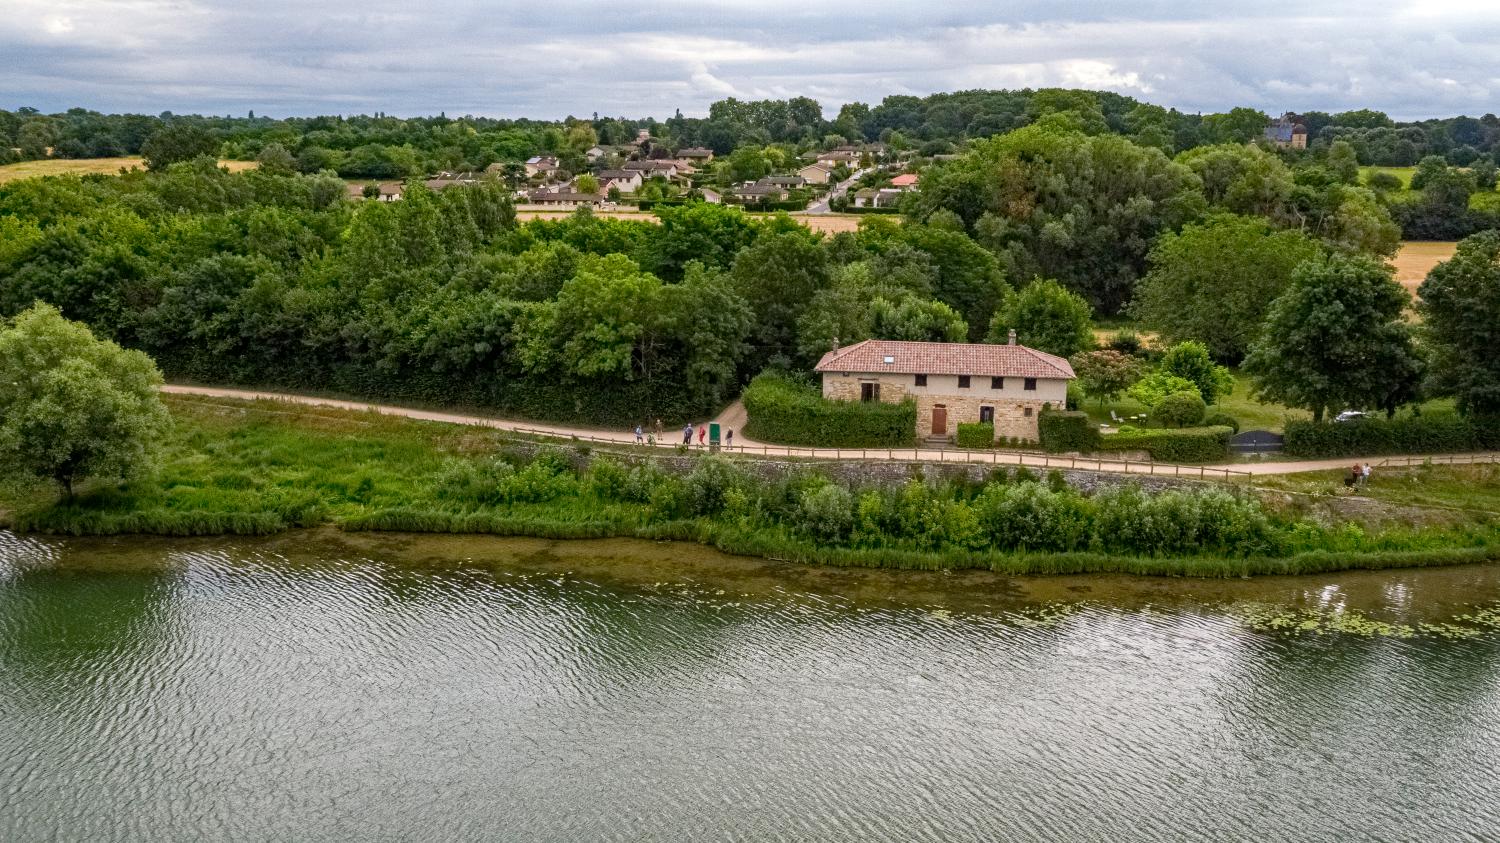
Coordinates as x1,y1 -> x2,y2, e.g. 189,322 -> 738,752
932,405 -> 947,436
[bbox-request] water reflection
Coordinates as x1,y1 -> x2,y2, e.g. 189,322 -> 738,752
2,530 -> 1500,841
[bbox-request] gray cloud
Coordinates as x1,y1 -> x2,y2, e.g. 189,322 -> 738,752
3,0 -> 1498,119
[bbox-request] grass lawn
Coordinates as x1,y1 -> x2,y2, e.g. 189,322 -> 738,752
1256,463 -> 1500,515
0,157 -> 256,184
1079,369 -> 1457,436
1361,165 -> 1416,188
1080,371 -> 1304,433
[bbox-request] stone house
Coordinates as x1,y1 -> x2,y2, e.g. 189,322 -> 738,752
1264,114 -> 1308,149
814,337 -> 1074,442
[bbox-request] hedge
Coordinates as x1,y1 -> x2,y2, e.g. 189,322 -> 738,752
1038,409 -> 1101,453
956,422 -> 994,449
742,374 -> 917,448
1096,426 -> 1233,463
1283,413 -> 1500,458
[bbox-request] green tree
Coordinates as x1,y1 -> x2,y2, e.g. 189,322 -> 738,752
913,124 -> 1205,313
1326,140 -> 1361,184
255,142 -> 297,176
1176,144 -> 1293,217
1070,350 -> 1144,407
1243,255 -> 1423,421
1417,231 -> 1500,414
0,303 -> 171,499
574,173 -> 600,194
140,124 -> 218,170
1409,155 -> 1449,190
900,224 -> 1009,340
1133,215 -> 1324,362
1158,340 -> 1234,404
1201,107 -> 1269,144
730,230 -> 827,365
1127,371 -> 1199,409
985,278 -> 1095,358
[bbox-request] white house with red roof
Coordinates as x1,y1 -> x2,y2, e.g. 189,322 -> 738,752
813,335 -> 1075,443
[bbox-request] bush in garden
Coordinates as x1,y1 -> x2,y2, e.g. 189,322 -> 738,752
1154,391 -> 1207,428
1202,411 -> 1240,433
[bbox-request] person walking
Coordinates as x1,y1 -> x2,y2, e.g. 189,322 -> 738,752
725,428 -> 734,449
655,418 -> 664,441
1362,462 -> 1372,486
634,424 -> 644,444
683,423 -> 693,445
698,425 -> 707,447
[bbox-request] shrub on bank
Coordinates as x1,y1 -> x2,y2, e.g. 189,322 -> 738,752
742,373 -> 916,448
956,422 -> 995,449
1096,426 -> 1233,463
1283,413 -> 1500,458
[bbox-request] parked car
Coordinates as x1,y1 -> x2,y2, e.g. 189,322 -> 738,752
1334,410 -> 1370,423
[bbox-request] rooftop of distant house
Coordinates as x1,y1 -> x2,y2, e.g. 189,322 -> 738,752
814,339 -> 1075,380
890,173 -> 919,187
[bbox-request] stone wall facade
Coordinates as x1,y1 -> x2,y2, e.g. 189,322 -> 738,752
821,372 -> 1065,442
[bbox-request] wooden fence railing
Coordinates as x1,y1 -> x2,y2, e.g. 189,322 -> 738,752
500,426 -> 1254,482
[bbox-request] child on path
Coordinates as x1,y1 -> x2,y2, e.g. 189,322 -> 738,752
726,429 -> 734,449
683,424 -> 693,445
698,425 -> 707,446
1362,463 -> 1372,486
634,424 -> 643,444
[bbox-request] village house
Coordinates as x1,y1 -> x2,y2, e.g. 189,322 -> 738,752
760,175 -> 805,189
889,173 -> 919,189
525,189 -> 603,207
1264,114 -> 1309,149
814,336 -> 1074,443
812,149 -> 862,168
852,187 -> 906,208
734,182 -> 787,202
677,146 -> 714,162
798,163 -> 833,185
524,155 -> 561,177
345,182 -> 405,202
595,169 -> 643,193
624,159 -> 679,179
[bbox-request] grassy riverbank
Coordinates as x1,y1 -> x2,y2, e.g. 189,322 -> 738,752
3,395 -> 1497,578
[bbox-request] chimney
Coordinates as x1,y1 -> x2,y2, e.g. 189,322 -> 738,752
1007,329 -> 1017,346
832,336 -> 840,354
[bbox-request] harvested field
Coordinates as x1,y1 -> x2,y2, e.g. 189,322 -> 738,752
0,157 -> 257,184
1391,241 -> 1457,296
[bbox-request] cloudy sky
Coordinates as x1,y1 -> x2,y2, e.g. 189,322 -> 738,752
4,0 -> 1499,121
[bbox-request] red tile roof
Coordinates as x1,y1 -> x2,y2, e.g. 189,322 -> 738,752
889,173 -> 919,186
815,339 -> 1074,379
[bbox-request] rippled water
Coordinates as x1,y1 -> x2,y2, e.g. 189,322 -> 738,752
3,530 -> 1500,841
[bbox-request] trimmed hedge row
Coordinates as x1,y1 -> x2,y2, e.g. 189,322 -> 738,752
1038,409 -> 1100,453
1096,426 -> 1234,463
742,374 -> 917,448
956,422 -> 995,449
1284,414 -> 1500,458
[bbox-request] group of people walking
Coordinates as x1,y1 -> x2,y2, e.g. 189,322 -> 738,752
633,419 -> 732,449
1345,462 -> 1373,489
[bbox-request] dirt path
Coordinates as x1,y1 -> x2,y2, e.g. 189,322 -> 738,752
161,385 -> 1498,479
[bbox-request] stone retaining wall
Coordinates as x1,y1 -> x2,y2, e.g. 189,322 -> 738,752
499,437 -> 1217,494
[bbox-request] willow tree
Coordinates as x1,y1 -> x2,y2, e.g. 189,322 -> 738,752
0,303 -> 171,499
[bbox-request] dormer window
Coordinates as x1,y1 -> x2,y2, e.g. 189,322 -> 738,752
882,355 -> 895,364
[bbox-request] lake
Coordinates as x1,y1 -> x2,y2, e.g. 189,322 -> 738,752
3,528 -> 1499,841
